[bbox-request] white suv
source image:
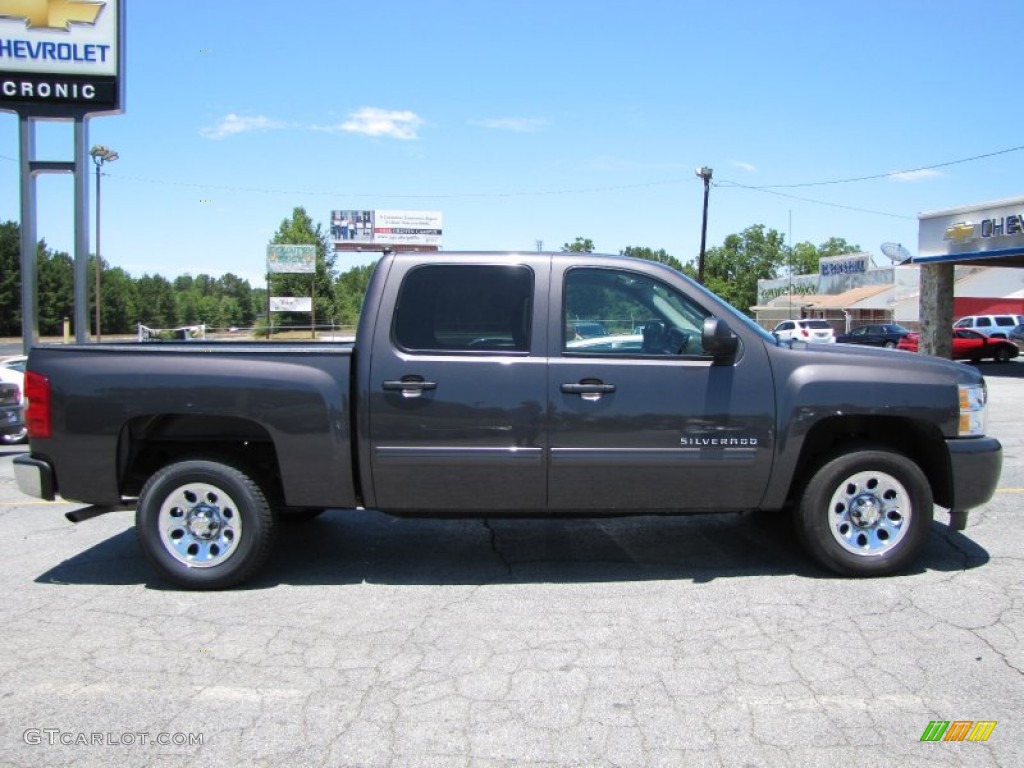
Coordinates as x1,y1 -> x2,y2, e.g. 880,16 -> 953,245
952,314 -> 1024,338
771,318 -> 836,343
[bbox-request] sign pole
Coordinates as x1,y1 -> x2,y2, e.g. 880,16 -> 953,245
18,116 -> 39,351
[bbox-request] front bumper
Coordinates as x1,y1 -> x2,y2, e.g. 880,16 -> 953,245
13,455 -> 55,501
945,436 -> 1002,529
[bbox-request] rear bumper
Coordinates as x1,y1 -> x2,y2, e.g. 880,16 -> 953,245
946,436 -> 1002,516
13,455 -> 55,501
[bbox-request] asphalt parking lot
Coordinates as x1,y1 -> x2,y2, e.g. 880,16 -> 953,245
1,363 -> 1022,767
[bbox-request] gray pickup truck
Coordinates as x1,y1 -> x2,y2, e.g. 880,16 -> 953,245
15,252 -> 1002,589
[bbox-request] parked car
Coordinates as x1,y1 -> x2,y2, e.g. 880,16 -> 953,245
0,356 -> 26,445
1009,323 -> 1024,353
771,319 -> 836,343
566,333 -> 644,352
952,314 -> 1024,339
896,328 -> 1019,362
835,323 -> 911,348
0,381 -> 25,443
567,321 -> 608,340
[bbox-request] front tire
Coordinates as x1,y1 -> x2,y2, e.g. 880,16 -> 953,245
136,459 -> 277,589
795,448 -> 932,576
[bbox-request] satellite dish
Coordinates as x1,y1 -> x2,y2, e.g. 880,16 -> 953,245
881,242 -> 912,263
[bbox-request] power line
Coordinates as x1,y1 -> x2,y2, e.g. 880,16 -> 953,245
729,144 -> 1024,189
3,142 -> 1021,205
715,179 -> 916,220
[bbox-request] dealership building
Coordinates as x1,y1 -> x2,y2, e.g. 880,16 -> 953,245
754,196 -> 1024,346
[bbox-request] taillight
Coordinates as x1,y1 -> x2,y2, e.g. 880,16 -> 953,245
24,370 -> 51,439
801,328 -> 809,337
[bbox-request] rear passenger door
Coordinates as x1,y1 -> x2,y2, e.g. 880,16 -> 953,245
367,260 -> 548,512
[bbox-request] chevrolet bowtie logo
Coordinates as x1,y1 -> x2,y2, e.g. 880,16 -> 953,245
944,221 -> 977,244
0,0 -> 104,31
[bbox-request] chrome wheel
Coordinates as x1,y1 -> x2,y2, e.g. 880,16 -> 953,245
158,481 -> 242,567
795,447 -> 932,576
137,459 -> 276,589
827,470 -> 910,556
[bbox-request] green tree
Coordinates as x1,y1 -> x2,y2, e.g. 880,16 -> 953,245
702,225 -> 787,313
37,249 -> 74,335
97,265 -> 138,335
270,207 -> 337,330
620,246 -> 684,272
0,221 -> 20,336
333,263 -> 376,327
135,274 -> 177,328
562,237 -> 595,253
788,236 -> 862,276
216,273 -> 256,326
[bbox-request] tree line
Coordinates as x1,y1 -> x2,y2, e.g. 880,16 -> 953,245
1,207 -> 857,338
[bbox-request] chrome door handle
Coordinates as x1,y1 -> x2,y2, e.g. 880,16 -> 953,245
383,378 -> 437,398
560,383 -> 616,394
561,381 -> 616,401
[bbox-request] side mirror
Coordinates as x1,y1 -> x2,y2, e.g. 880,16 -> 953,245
702,316 -> 739,362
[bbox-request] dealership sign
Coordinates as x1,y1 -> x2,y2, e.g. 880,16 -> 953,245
0,0 -> 124,116
269,296 -> 313,313
267,244 -> 316,274
918,196 -> 1024,263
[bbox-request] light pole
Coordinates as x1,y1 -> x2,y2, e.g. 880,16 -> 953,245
695,166 -> 713,285
90,144 -> 118,341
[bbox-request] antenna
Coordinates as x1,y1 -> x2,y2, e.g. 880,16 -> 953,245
880,242 -> 911,263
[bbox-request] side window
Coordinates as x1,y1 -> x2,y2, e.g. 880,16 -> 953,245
995,316 -> 1015,327
394,265 -> 533,353
563,267 -> 710,356
976,318 -> 991,328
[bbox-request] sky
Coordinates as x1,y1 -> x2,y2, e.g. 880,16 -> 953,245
2,0 -> 1024,288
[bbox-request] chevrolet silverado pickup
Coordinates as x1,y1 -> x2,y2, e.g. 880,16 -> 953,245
14,251 -> 1002,588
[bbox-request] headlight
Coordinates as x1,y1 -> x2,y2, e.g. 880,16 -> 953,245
958,383 -> 987,437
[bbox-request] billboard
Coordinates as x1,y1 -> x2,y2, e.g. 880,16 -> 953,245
0,0 -> 125,116
331,209 -> 442,250
267,244 -> 316,274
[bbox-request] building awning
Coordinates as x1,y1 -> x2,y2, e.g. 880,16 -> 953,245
847,286 -> 895,310
806,284 -> 891,310
749,294 -> 826,312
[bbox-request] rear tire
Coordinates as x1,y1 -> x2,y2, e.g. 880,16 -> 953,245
794,447 -> 932,576
136,459 -> 277,590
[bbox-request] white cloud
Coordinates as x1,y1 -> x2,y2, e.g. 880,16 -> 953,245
200,113 -> 286,139
472,117 -> 548,133
321,107 -> 424,140
890,169 -> 942,182
731,160 -> 757,173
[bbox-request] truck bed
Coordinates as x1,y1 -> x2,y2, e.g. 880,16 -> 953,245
23,341 -> 359,509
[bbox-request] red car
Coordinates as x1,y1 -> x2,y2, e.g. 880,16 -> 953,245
896,328 -> 1019,362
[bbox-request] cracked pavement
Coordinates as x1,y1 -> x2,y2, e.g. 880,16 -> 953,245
1,368 -> 1022,767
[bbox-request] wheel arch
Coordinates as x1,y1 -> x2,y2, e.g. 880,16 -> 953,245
117,414 -> 283,502
786,415 -> 951,509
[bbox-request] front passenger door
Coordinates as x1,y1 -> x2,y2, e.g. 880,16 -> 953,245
547,264 -> 775,512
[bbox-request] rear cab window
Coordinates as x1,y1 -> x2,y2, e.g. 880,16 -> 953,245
393,265 -> 534,354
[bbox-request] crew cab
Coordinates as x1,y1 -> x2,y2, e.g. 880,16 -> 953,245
14,252 -> 1002,589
